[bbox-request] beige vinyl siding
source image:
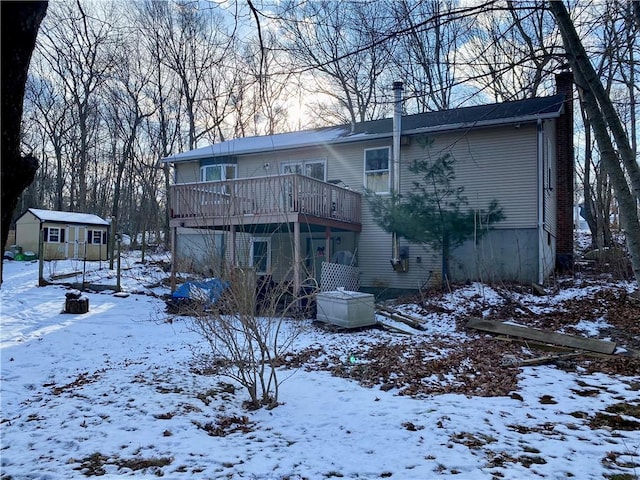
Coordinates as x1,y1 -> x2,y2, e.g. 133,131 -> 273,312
82,226 -> 109,261
175,162 -> 201,184
340,139 -> 444,291
175,140 -> 390,192
15,211 -> 40,254
358,206 -> 442,292
359,124 -> 540,291
232,140 -> 393,192
397,125 -> 539,230
175,228 -> 225,275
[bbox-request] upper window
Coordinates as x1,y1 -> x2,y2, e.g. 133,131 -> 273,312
281,159 -> 326,181
201,164 -> 236,182
364,147 -> 390,193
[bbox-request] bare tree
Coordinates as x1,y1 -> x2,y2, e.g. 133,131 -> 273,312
275,0 -> 396,125
233,31 -> 294,137
388,0 -> 469,112
187,256 -> 309,410
23,66 -> 74,211
578,105 -> 615,250
460,3 -> 561,102
38,0 -> 117,212
133,0 -> 185,248
102,37 -> 157,246
147,0 -> 232,150
575,1 -> 639,250
549,0 -> 640,283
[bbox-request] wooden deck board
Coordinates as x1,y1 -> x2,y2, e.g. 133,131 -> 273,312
466,318 -> 617,354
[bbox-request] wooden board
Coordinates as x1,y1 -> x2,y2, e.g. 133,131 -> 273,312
466,318 -> 617,355
377,320 -> 414,335
376,309 -> 424,330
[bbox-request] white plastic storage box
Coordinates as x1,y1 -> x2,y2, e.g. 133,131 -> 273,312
316,289 -> 376,328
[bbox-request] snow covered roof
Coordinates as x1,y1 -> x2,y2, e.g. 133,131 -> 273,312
26,208 -> 109,226
164,95 -> 566,163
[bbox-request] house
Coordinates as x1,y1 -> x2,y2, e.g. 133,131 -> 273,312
15,208 -> 110,261
164,73 -> 574,296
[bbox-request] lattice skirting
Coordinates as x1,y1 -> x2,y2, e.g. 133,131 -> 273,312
320,261 -> 360,292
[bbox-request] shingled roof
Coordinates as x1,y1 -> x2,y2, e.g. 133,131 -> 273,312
164,94 -> 565,163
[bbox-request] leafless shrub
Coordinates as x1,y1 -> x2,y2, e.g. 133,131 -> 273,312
188,266 -> 315,410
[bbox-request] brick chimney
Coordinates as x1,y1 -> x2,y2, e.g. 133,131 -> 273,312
555,70 -> 574,271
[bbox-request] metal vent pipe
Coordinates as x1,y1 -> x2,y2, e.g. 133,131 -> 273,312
391,81 -> 403,268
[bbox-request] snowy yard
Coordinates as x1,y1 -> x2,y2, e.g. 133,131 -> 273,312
1,252 -> 639,479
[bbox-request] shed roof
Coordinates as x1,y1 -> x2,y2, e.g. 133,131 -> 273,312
164,94 -> 565,163
25,208 -> 109,226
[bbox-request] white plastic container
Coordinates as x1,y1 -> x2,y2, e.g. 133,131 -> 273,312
316,289 -> 375,328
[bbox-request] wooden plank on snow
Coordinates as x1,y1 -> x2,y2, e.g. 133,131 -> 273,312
466,318 -> 617,355
377,320 -> 414,335
377,305 -> 426,325
376,309 -> 424,330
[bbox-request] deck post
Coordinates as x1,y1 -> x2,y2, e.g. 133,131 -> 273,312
170,226 -> 177,292
294,221 -> 301,300
325,226 -> 331,276
229,224 -> 236,272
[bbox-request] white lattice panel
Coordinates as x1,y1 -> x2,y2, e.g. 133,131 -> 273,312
320,262 -> 360,292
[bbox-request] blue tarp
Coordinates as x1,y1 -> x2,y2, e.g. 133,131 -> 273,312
172,278 -> 229,306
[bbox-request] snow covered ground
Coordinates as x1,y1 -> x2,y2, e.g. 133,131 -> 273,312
1,254 -> 639,479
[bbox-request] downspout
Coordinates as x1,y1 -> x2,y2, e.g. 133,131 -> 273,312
391,81 -> 404,271
536,119 -> 545,285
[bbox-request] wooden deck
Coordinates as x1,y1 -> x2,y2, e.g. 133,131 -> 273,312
169,174 -> 362,231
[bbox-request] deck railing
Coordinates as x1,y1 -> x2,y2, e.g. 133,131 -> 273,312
170,174 -> 362,225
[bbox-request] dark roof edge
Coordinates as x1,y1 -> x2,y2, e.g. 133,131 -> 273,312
164,95 -> 565,162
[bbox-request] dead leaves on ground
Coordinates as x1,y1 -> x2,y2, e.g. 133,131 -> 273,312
284,279 -> 640,398
72,452 -> 172,476
44,370 -> 104,396
192,415 -> 254,437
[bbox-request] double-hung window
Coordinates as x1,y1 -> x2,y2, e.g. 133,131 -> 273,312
45,227 -> 64,243
281,159 -> 326,181
200,164 -> 237,183
364,147 -> 390,193
250,237 -> 271,275
200,162 -> 237,199
87,230 -> 107,245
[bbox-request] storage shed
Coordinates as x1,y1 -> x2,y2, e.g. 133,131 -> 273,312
15,208 -> 110,261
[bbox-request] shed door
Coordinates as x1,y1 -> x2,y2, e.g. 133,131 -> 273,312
66,226 -> 87,259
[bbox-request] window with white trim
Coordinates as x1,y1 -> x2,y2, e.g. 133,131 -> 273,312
87,230 -> 107,245
250,237 -> 271,275
46,227 -> 62,243
281,159 -> 326,181
364,147 -> 390,193
200,164 -> 237,182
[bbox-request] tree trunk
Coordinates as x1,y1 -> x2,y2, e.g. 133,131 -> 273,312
548,1 -> 640,283
1,1 -> 48,284
549,1 -> 640,201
